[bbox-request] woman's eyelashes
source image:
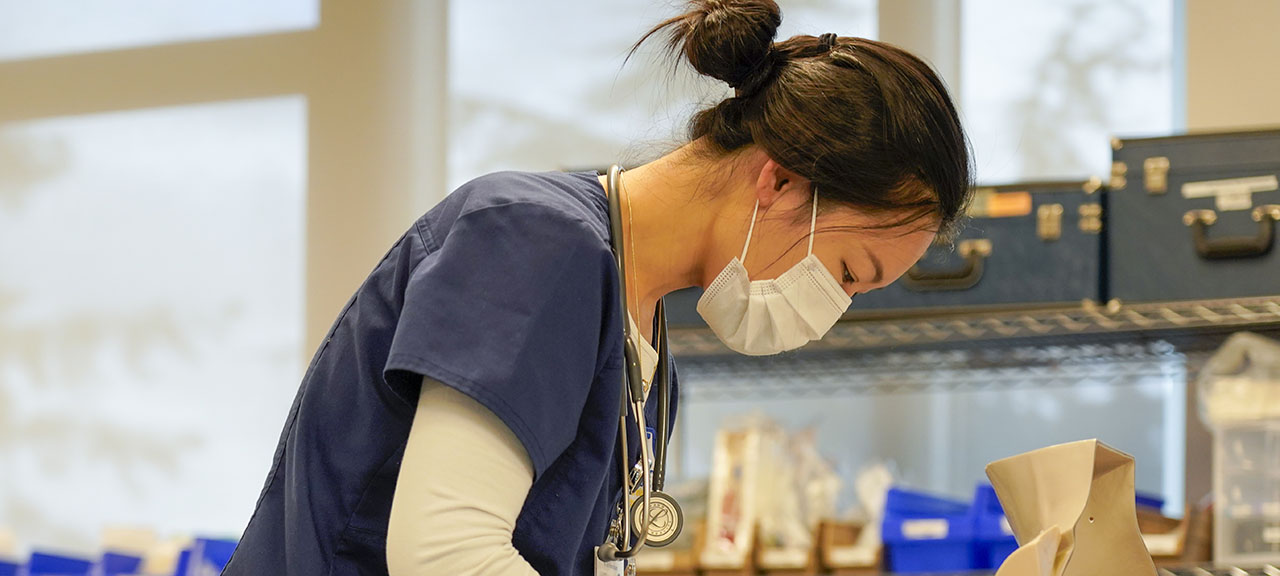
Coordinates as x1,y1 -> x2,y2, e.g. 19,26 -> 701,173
841,261 -> 857,284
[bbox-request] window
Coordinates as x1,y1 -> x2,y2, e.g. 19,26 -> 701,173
0,96 -> 306,545
961,0 -> 1176,183
0,0 -> 318,62
447,0 -> 876,190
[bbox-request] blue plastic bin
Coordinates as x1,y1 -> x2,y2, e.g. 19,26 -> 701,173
28,551 -> 93,575
882,487 -> 977,573
1135,491 -> 1165,513
174,538 -> 237,576
101,551 -> 143,575
173,548 -> 191,576
192,538 -> 237,573
0,559 -> 19,576
972,484 -> 1019,570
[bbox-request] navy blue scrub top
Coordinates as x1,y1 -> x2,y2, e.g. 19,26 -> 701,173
221,169 -> 679,576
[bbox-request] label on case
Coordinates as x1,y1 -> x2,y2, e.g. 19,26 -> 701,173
1181,175 -> 1278,212
1264,526 -> 1280,544
902,519 -> 949,540
969,189 -> 1032,219
1217,192 -> 1254,212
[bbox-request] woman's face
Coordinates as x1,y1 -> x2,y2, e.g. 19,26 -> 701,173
739,199 -> 937,301
716,156 -> 938,301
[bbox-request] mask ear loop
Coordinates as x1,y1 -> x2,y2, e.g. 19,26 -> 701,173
743,187 -> 818,262
739,200 -> 761,262
807,187 -> 819,256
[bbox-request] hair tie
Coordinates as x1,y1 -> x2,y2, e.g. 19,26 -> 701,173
731,49 -> 779,98
818,33 -> 838,52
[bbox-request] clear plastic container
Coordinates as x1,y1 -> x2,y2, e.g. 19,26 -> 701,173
1200,333 -> 1280,564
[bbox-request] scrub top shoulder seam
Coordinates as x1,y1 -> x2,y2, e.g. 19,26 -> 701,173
456,198 -> 598,234
412,213 -> 439,254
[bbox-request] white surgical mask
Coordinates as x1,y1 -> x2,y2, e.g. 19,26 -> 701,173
696,189 -> 852,355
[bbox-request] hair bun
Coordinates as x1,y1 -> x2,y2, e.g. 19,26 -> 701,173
684,0 -> 782,88
630,0 -> 782,91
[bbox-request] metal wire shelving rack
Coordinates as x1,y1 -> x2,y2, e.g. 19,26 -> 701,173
671,296 -> 1280,357
677,341 -> 1196,401
669,296 -> 1280,398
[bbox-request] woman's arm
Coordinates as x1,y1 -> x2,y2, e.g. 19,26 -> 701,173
386,377 -> 541,576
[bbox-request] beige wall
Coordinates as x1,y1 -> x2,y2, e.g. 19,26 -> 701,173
302,0 -> 449,355
1186,0 -> 1280,130
878,0 -> 961,98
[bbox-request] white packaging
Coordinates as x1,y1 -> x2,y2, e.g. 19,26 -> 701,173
1198,332 -> 1280,563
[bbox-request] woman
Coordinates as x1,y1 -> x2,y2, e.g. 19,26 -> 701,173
222,0 -> 971,574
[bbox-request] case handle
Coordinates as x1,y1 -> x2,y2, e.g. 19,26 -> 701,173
1183,205 -> 1280,260
903,239 -> 991,292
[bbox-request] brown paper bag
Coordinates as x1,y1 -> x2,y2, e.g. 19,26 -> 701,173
994,526 -> 1060,576
985,439 -> 1157,576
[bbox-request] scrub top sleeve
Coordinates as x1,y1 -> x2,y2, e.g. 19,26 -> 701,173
384,202 -> 614,478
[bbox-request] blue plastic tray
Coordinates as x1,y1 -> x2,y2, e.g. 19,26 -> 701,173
1135,491 -> 1165,512
101,551 -> 143,576
972,484 -> 1019,570
883,487 -> 978,573
28,551 -> 92,576
175,537 -> 238,575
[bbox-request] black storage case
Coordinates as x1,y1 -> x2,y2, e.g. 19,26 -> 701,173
849,180 -> 1107,314
1109,129 -> 1280,302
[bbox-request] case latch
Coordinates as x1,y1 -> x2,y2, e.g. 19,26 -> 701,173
1144,156 -> 1170,194
1110,161 -> 1128,190
1037,203 -> 1064,242
1082,176 -> 1103,195
959,238 -> 993,257
1079,203 -> 1103,234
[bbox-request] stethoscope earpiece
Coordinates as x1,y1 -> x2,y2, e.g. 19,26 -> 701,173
596,542 -> 620,562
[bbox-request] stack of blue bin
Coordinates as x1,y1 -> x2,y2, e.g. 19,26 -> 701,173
882,484 -> 1019,573
0,537 -> 236,576
882,486 -> 977,573
972,484 -> 1019,570
26,552 -> 95,576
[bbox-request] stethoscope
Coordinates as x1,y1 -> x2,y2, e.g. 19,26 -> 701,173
597,164 -> 684,563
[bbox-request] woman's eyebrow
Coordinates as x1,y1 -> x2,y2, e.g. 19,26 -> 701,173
861,244 -> 884,283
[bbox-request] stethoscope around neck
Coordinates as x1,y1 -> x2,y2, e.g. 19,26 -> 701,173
597,164 -> 684,562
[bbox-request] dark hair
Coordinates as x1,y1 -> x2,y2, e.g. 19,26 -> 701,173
629,0 -> 973,239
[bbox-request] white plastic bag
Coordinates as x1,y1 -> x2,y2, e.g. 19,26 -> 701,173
1199,332 -> 1280,426
755,425 -> 841,567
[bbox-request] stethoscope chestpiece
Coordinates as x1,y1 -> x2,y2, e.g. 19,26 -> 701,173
629,491 -> 684,548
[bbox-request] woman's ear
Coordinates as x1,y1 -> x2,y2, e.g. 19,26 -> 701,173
756,158 -> 813,210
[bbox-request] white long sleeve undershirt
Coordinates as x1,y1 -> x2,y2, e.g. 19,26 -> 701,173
386,317 -> 656,575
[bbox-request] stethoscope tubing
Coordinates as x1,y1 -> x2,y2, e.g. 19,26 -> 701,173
599,164 -> 673,560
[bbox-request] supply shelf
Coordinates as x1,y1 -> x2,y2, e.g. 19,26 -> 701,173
669,296 -> 1280,358
677,340 -> 1201,401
